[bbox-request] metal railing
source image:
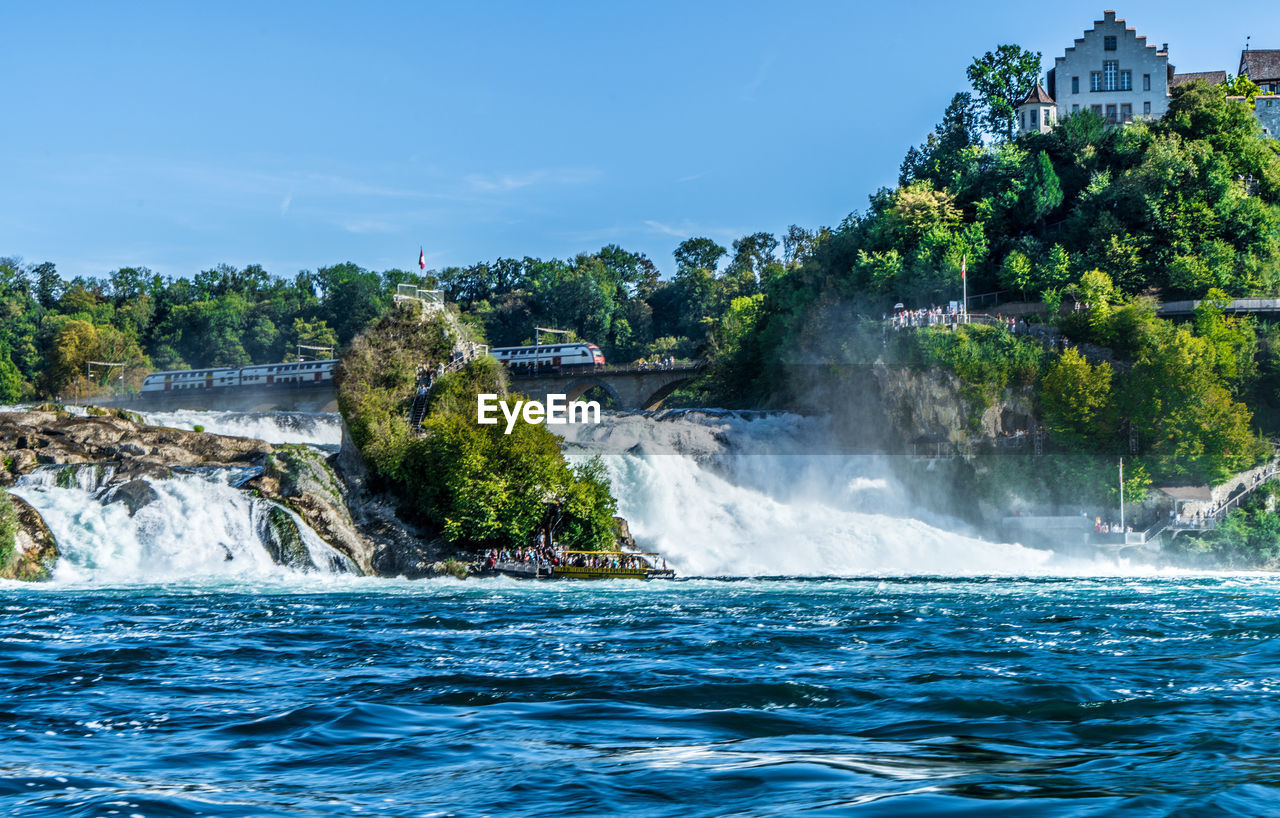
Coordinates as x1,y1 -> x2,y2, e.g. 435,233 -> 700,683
507,361 -> 703,379
1158,298 -> 1280,316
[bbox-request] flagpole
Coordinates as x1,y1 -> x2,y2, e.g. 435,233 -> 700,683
962,254 -> 968,324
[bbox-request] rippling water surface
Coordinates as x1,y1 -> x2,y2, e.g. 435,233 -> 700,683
4,576 -> 1280,816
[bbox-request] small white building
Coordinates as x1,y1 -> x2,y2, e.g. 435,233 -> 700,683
1047,10 -> 1173,124
1016,83 -> 1057,135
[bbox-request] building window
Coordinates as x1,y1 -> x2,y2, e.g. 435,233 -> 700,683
1021,112 -> 1026,130
1120,70 -> 1132,91
1031,109 -> 1038,127
1121,103 -> 1132,122
1143,73 -> 1151,91
1072,76 -> 1080,94
1106,104 -> 1117,123
1104,35 -> 1117,51
1103,61 -> 1119,91
1091,72 -> 1102,92
1073,104 -> 1080,113
1143,101 -> 1151,115
1092,104 -> 1103,116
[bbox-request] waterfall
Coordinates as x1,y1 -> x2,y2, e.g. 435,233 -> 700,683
561,411 -> 1130,577
10,466 -> 353,583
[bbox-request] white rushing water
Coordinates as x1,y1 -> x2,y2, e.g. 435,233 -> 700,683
137,409 -> 342,447
562,411 -> 1144,577
11,466 -> 353,583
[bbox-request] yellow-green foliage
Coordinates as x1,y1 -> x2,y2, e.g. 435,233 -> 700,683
1040,347 -> 1113,445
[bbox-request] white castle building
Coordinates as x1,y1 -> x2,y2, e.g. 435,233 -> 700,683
1045,10 -> 1175,125
1017,10 -> 1276,139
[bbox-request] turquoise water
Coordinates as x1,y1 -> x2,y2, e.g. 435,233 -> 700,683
4,576 -> 1279,816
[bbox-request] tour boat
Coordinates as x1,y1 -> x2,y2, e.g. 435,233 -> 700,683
483,551 -> 676,580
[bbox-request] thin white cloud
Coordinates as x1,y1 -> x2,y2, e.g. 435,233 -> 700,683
645,219 -> 741,241
280,193 -> 293,215
644,220 -> 688,237
465,168 -> 600,193
742,54 -> 775,101
341,218 -> 400,235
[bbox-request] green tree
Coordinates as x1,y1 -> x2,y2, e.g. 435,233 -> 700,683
1223,73 -> 1262,104
673,237 -> 727,275
289,317 -> 339,357
1024,150 -> 1064,222
44,319 -> 99,395
0,344 -> 24,402
1040,348 -> 1114,447
966,44 -> 1043,141
901,92 -> 982,185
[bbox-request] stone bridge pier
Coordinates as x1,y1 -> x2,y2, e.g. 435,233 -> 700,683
508,365 -> 703,411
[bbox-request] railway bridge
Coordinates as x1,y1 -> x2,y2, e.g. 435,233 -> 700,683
84,364 -> 706,414
507,363 -> 704,411
1156,298 -> 1280,317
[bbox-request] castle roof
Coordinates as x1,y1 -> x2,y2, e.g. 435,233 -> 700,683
1240,49 -> 1280,81
1018,83 -> 1055,106
1171,70 -> 1227,87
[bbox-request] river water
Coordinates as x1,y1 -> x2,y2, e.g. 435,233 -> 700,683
4,576 -> 1280,816
4,410 -> 1279,815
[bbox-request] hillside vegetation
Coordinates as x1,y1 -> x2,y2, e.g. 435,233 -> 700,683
336,305 -> 616,553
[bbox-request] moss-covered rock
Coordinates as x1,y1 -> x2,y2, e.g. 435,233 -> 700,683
1,491 -> 59,581
259,503 -> 315,570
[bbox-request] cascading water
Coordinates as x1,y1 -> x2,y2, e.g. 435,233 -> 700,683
11,465 -> 354,583
137,409 -> 343,447
561,411 -> 1141,577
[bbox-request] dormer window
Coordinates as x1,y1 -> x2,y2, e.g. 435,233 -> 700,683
1104,36 -> 1117,51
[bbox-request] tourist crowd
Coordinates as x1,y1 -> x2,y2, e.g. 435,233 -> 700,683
638,357 -> 678,370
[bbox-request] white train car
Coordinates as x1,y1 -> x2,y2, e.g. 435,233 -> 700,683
239,359 -> 338,387
490,343 -> 605,371
140,368 -> 241,393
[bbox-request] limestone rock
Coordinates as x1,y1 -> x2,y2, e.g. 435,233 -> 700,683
245,445 -> 373,575
101,479 -> 161,516
614,516 -> 637,549
0,409 -> 272,474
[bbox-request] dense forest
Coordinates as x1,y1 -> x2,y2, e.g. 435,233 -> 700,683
0,231 -> 812,402
0,260 -> 424,401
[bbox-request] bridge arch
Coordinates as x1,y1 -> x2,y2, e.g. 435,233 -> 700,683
638,376 -> 696,410
564,378 -> 623,407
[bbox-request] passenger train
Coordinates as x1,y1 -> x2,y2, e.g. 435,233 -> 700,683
489,343 -> 605,371
140,360 -> 338,393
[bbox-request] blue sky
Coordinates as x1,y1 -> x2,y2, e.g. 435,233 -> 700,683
0,1 -> 1270,280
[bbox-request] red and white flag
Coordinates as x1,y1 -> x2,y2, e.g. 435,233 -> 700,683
961,254 -> 966,280
419,248 -> 426,270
